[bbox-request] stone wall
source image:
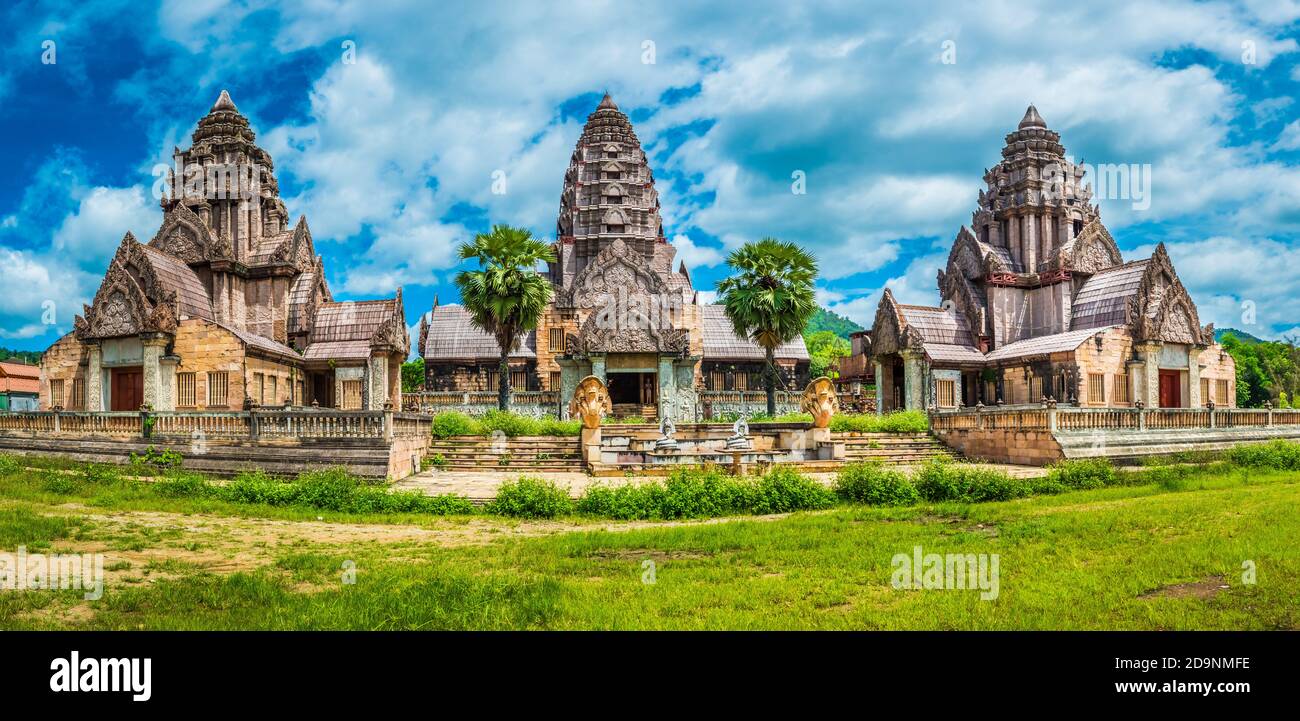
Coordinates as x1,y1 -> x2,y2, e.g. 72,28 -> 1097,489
933,427 -> 1064,465
171,320 -> 248,409
40,332 -> 88,409
245,354 -> 299,407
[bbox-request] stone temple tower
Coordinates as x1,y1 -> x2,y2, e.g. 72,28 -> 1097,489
551,93 -> 665,282
971,105 -> 1099,274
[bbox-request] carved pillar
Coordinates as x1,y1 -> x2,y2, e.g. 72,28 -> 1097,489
590,354 -> 607,385
86,343 -> 104,412
901,350 -> 925,411
1188,347 -> 1203,408
657,356 -> 676,421
873,360 -> 885,417
141,335 -> 168,410
1138,341 -> 1161,408
158,355 -> 179,411
1023,212 -> 1038,271
366,355 -> 388,411
1008,212 -> 1022,268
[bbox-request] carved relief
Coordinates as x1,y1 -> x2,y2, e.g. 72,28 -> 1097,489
800,377 -> 838,428
569,375 -> 612,429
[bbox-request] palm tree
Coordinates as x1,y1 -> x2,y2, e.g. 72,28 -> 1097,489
716,238 -> 819,416
454,224 -> 556,411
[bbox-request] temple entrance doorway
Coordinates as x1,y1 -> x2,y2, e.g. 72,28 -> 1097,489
311,371 -> 334,408
110,367 -> 143,411
607,371 -> 656,420
1158,370 -> 1181,408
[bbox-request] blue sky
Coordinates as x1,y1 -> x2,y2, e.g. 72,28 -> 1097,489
3,0 -> 1300,353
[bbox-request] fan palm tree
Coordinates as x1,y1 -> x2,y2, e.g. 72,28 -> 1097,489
716,238 -> 819,416
454,225 -> 556,411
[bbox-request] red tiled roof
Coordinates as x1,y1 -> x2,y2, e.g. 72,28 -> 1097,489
0,361 -> 40,395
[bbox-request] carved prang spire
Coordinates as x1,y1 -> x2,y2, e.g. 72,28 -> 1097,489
554,93 -> 665,278
968,104 -> 1099,274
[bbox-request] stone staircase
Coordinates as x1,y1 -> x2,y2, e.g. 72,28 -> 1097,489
611,404 -> 657,421
836,432 -> 956,464
424,436 -> 585,473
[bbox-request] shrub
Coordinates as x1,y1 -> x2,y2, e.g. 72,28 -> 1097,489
575,483 -> 663,520
431,411 -> 480,438
1046,458 -> 1119,490
82,463 -> 122,485
749,467 -> 836,514
295,467 -> 363,511
41,470 -> 81,495
913,458 -> 1030,503
0,454 -> 20,477
479,410 -> 539,438
1147,464 -> 1192,491
487,476 -> 573,518
834,462 -> 919,506
829,410 -> 929,433
659,467 -> 748,518
1226,440 -> 1300,470
535,417 -> 582,436
129,446 -> 184,471
426,453 -> 448,470
218,471 -> 300,506
154,472 -> 213,498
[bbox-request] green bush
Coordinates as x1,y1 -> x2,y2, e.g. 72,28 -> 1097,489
129,446 -> 184,471
0,454 -> 20,477
913,458 -> 1031,503
659,467 -> 749,518
1226,440 -> 1300,470
834,462 -> 919,506
431,411 -> 480,438
1145,464 -> 1193,491
535,417 -> 582,436
1046,458 -> 1119,489
153,472 -> 213,498
486,476 -> 573,518
575,483 -> 663,520
749,466 -> 836,514
218,471 -> 300,506
479,410 -> 538,438
829,410 -> 929,433
41,470 -> 81,495
82,463 -> 122,485
295,467 -> 364,511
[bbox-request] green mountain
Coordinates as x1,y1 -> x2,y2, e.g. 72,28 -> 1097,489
0,348 -> 41,365
1216,328 -> 1264,345
805,307 -> 864,339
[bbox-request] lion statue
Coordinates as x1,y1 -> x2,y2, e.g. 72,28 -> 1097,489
800,376 -> 839,429
569,375 -> 612,429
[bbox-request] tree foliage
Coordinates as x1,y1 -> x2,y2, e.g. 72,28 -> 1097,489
1220,334 -> 1300,408
806,330 -> 850,379
454,225 -> 556,411
804,307 -> 863,339
716,237 -> 818,415
401,358 -> 425,394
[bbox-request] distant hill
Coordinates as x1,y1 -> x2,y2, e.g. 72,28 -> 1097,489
805,307 -> 865,339
0,348 -> 40,365
1216,328 -> 1265,345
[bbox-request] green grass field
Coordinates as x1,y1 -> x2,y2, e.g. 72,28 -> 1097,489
0,460 -> 1296,630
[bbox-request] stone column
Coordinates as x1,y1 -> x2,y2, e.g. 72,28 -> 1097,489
901,350 -> 924,411
657,356 -> 676,420
1138,341 -> 1161,408
1023,212 -> 1038,271
140,335 -> 168,410
157,355 -> 179,411
873,360 -> 885,416
1187,347 -> 1202,408
1008,212 -> 1022,268
85,343 -> 104,412
366,355 -> 388,410
590,354 -> 606,385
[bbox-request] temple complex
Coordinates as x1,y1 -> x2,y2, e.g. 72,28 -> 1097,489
864,106 -> 1235,411
39,91 -> 409,413
420,94 -> 809,419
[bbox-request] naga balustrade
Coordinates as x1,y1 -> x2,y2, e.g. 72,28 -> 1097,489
931,403 -> 1300,433
0,407 -> 430,442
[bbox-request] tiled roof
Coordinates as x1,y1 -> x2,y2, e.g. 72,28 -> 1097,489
0,361 -> 40,394
984,327 -> 1114,362
139,245 -> 213,320
288,272 -> 317,335
303,340 -> 372,361
700,305 -> 809,361
898,305 -> 977,346
247,230 -> 294,266
310,299 -> 397,344
423,305 -> 537,361
218,323 -> 301,361
1071,260 -> 1148,330
924,342 -> 986,364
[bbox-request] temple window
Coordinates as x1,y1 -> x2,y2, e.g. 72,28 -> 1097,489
549,327 -> 564,352
72,378 -> 85,410
511,369 -> 528,389
1114,373 -> 1130,404
177,372 -> 196,407
254,373 -> 265,404
1073,219 -> 1083,236
207,371 -> 229,407
339,380 -> 363,410
605,224 -> 624,234
549,372 -> 562,391
710,370 -> 726,390
1216,379 -> 1229,405
50,379 -> 64,408
1087,374 -> 1105,405
936,379 -> 956,408
1029,375 -> 1043,403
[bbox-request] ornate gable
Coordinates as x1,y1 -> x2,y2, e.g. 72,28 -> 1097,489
868,289 -> 924,356
148,204 -> 215,264
75,233 -> 179,340
1067,219 -> 1123,274
559,238 -> 668,309
1132,243 -> 1204,345
369,288 -> 410,354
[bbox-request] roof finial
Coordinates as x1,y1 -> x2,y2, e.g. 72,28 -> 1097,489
1019,104 -> 1046,129
211,89 -> 238,113
598,91 -> 618,110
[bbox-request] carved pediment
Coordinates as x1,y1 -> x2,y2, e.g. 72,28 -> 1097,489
148,204 -> 214,264
1133,244 -> 1203,345
76,233 -> 182,340
868,289 -> 922,357
1069,219 -> 1123,274
561,238 -> 667,309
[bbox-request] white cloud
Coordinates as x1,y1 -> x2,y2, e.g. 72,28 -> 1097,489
670,233 -> 724,271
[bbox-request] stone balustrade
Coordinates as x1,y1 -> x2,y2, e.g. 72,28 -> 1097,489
403,391 -> 560,417
0,407 -> 432,442
930,404 -> 1300,433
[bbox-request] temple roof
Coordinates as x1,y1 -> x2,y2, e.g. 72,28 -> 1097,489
211,89 -> 238,113
1019,104 -> 1046,129
984,326 -> 1116,362
1071,260 -> 1149,331
700,305 -> 809,361
138,245 -> 214,321
421,305 -> 536,361
0,361 -> 40,395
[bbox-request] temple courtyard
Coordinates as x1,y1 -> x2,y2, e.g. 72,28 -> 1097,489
1,450 -> 1296,630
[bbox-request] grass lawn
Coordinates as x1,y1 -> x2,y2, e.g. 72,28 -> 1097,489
0,464 -> 1296,630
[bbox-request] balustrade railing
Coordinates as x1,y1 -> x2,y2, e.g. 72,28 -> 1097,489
931,404 -> 1300,433
0,407 -> 427,442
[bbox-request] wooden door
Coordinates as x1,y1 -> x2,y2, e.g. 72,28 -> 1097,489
1158,370 -> 1181,408
111,367 -> 143,411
